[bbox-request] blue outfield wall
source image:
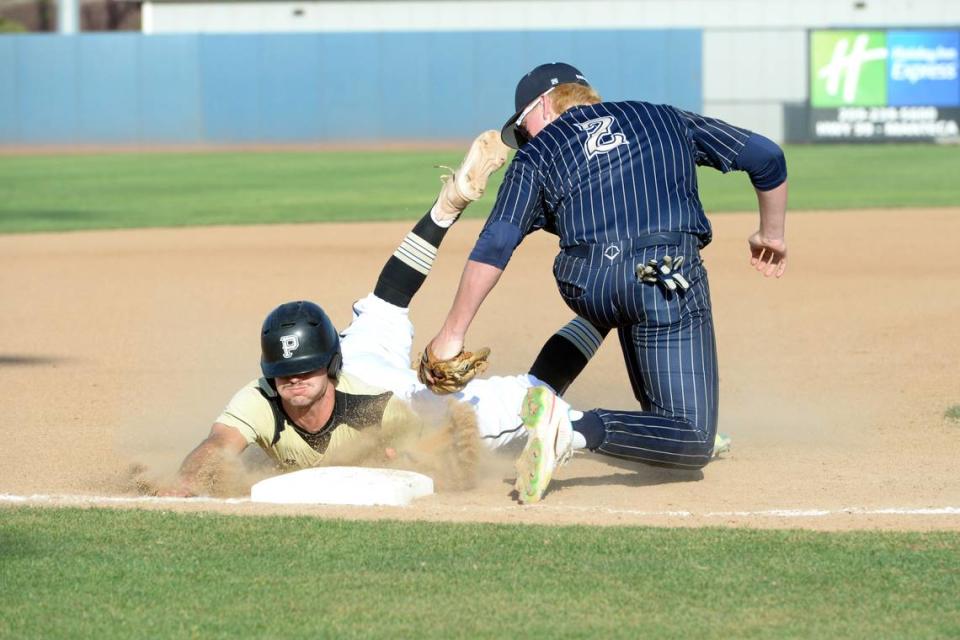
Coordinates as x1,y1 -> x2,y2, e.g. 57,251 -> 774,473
0,31 -> 702,144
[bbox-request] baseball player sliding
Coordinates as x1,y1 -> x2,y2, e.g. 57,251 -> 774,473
423,62 -> 788,504
162,131 -> 606,497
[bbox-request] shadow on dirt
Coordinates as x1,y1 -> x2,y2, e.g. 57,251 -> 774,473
552,463 -> 704,490
0,354 -> 73,367
550,469 -> 703,491
503,452 -> 705,493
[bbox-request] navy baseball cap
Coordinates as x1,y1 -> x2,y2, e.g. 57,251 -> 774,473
500,62 -> 590,149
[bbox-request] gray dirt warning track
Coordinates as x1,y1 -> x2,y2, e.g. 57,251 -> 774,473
1,209 -> 959,530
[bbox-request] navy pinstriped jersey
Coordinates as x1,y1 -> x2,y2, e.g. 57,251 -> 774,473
485,101 -> 753,249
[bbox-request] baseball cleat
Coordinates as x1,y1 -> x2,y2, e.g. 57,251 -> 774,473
514,386 -> 574,504
712,432 -> 732,459
432,130 -> 510,226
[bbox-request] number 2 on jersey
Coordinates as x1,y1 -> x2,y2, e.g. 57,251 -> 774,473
575,116 -> 628,160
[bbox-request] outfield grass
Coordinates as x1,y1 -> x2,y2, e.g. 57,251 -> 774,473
1,507 -> 958,638
0,144 -> 957,234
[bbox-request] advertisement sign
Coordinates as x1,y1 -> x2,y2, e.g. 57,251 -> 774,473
809,29 -> 960,141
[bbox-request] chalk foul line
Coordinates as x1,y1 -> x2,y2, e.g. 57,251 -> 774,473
1,493 -> 959,517
0,493 -> 249,506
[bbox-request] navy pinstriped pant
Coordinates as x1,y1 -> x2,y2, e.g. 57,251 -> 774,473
553,233 -> 718,470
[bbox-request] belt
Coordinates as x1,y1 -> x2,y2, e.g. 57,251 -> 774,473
564,232 -> 688,262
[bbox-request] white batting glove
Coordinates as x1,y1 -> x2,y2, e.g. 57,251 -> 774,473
636,255 -> 690,292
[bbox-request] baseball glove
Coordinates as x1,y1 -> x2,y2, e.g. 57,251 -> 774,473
417,345 -> 491,394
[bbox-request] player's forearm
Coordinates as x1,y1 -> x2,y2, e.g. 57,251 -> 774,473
171,440 -> 222,494
438,260 -> 503,342
756,181 -> 788,241
171,427 -> 247,495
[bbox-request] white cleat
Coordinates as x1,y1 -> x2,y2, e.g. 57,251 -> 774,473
514,386 -> 574,504
431,130 -> 510,226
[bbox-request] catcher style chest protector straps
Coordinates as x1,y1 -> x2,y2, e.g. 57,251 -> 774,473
256,386 -> 393,453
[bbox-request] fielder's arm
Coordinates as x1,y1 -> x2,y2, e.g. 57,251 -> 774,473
428,259 -> 503,360
749,180 -> 788,278
161,423 -> 248,497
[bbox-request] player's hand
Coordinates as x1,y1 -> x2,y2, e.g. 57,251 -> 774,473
418,336 -> 489,395
427,333 -> 464,361
418,336 -> 457,389
748,232 -> 787,278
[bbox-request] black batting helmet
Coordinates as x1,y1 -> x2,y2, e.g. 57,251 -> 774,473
260,301 -> 342,379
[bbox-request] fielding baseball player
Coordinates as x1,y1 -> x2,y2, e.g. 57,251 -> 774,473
164,131 -> 602,497
424,62 -> 788,503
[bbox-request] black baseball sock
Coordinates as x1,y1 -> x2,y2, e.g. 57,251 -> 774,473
374,210 -> 449,308
528,317 -> 610,395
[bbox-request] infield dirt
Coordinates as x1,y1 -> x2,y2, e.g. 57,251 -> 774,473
2,209 -> 959,530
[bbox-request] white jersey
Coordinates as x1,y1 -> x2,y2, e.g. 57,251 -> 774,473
339,293 -> 541,449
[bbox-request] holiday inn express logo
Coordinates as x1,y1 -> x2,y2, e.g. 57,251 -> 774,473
811,30 -> 960,108
812,31 -> 888,106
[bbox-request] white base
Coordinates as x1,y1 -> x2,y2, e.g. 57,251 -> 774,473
249,467 -> 434,507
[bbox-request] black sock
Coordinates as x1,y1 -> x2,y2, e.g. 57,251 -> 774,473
374,211 -> 448,308
528,318 -> 609,395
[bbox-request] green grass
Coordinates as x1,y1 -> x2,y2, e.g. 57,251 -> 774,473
945,405 -> 960,422
0,150 -> 452,233
2,507 -> 959,638
695,143 -> 960,211
0,144 -> 957,234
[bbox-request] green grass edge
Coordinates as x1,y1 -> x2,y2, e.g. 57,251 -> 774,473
2,506 -> 960,638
